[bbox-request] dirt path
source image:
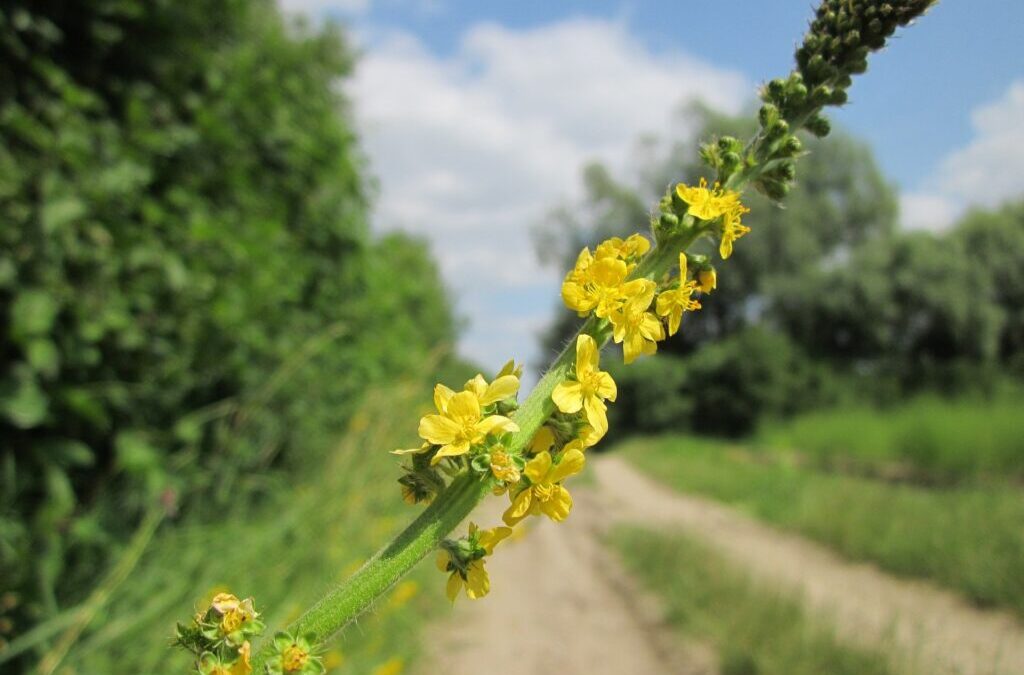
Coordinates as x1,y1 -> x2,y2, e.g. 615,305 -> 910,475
421,492 -> 715,675
596,455 -> 1024,675
423,456 -> 1024,675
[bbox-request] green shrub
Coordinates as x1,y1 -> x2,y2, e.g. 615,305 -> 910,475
0,0 -> 457,635
760,394 -> 1024,483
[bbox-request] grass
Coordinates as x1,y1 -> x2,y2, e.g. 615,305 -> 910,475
758,395 -> 1024,485
611,526 -> 896,675
619,434 -> 1024,616
46,382 -> 445,674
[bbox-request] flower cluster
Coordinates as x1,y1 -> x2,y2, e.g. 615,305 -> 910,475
175,593 -> 325,675
174,592 -> 264,675
436,522 -> 512,601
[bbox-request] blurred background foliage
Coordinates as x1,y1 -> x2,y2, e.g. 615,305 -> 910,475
0,0 -> 466,659
536,106 -> 1024,438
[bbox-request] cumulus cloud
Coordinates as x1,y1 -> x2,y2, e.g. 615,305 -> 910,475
348,18 -> 748,375
903,80 -> 1024,231
278,0 -> 370,15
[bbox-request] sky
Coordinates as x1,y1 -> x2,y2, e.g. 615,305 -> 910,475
280,0 -> 1024,381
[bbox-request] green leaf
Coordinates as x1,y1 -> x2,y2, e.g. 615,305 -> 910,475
40,195 -> 86,233
10,289 -> 58,340
115,431 -> 160,475
26,338 -> 60,377
0,374 -> 48,429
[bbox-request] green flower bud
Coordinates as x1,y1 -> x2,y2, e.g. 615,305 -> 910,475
758,103 -> 780,129
804,114 -> 831,138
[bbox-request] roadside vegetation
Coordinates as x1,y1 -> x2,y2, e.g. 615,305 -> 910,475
612,527 -> 896,675
618,418 -> 1024,616
10,383 -> 446,674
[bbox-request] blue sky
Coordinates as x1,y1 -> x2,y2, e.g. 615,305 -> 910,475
283,0 -> 1024,380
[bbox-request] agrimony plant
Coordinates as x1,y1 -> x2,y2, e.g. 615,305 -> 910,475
173,1 -> 937,672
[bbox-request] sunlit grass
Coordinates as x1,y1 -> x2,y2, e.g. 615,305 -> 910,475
611,526 -> 895,675
60,383 -> 442,674
619,434 -> 1024,616
758,395 -> 1024,484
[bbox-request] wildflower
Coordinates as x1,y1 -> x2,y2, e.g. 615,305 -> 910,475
418,391 -> 518,465
561,256 -> 630,318
267,632 -> 324,675
488,445 -> 520,485
609,281 -> 664,364
437,523 -> 512,601
676,178 -> 726,220
656,253 -> 702,336
595,233 -> 651,261
209,593 -> 263,646
718,194 -> 751,259
552,335 -> 617,436
697,268 -> 717,293
503,449 -> 585,526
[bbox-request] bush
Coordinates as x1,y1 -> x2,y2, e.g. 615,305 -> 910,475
0,0 -> 458,631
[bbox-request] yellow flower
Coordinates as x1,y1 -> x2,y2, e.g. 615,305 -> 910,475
718,194 -> 751,259
437,523 -> 512,601
497,358 -> 524,379
656,253 -> 702,336
697,269 -> 717,293
282,644 -> 310,673
609,281 -> 664,364
551,334 -> 617,436
211,593 -> 258,637
488,445 -> 520,484
503,449 -> 585,526
595,233 -> 650,261
676,178 -> 725,220
418,391 -> 519,465
561,256 -> 631,318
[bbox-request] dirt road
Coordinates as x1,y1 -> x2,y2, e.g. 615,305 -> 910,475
423,455 -> 1024,675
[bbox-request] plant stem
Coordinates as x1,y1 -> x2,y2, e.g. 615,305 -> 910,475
253,227 -> 702,670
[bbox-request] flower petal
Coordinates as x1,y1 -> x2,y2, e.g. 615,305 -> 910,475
524,451 -> 552,484
465,561 -> 490,599
551,381 -> 584,414
550,448 -> 586,483
539,485 -> 573,522
583,395 -> 608,437
503,489 -> 533,526
418,414 -> 460,445
480,374 -> 520,406
576,334 -> 599,377
445,391 -> 481,420
446,573 -> 462,602
476,414 -> 519,436
595,372 -> 617,401
433,384 -> 456,413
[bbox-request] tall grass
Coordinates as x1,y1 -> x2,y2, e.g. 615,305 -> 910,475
620,435 -> 1024,616
611,527 -> 895,675
759,396 -> 1024,484
43,382 -> 443,674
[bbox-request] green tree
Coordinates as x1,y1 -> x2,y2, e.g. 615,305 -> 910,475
0,0 -> 458,636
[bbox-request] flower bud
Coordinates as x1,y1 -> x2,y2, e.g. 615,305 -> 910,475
697,269 -> 717,294
804,114 -> 831,138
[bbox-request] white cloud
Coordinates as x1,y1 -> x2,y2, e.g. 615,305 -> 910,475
278,0 -> 370,15
348,18 -> 748,375
903,81 -> 1024,230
